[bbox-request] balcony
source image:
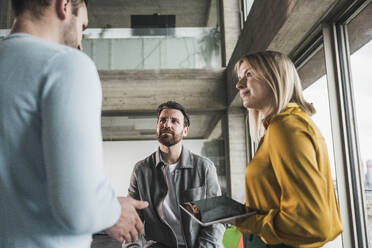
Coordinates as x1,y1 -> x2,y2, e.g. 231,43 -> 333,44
82,27 -> 221,70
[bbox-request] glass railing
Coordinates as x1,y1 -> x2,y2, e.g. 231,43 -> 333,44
82,28 -> 221,70
1,28 -> 222,69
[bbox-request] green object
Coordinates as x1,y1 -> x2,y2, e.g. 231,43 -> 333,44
223,226 -> 273,248
222,226 -> 241,248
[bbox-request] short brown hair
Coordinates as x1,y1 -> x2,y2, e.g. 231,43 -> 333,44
157,101 -> 190,127
11,0 -> 52,17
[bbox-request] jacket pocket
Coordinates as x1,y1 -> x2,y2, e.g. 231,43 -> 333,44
182,186 -> 206,202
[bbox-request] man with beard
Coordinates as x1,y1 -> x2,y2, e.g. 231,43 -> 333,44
126,101 -> 225,248
0,1 -> 147,247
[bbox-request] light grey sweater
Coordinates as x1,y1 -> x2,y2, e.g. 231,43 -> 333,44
0,33 -> 120,248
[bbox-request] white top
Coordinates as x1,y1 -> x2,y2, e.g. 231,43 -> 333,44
162,160 -> 186,246
0,33 -> 120,248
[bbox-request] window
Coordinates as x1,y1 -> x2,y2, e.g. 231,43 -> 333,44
301,48 -> 343,247
303,75 -> 335,181
347,2 -> 372,245
349,40 -> 372,247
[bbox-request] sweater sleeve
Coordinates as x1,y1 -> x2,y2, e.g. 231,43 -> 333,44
41,50 -> 120,234
236,115 -> 334,247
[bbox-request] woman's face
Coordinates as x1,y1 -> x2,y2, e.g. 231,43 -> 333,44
236,59 -> 274,116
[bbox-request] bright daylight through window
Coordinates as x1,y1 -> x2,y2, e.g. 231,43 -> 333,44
350,39 -> 372,247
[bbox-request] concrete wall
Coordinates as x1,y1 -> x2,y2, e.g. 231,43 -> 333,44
0,0 -> 12,29
348,1 -> 372,55
103,141 -> 158,196
103,139 -> 209,196
206,0 -> 219,28
223,108 -> 247,203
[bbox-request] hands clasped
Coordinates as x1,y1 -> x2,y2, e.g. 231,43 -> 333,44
105,196 -> 148,244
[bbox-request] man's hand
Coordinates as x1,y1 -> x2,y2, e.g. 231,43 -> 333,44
105,197 -> 148,243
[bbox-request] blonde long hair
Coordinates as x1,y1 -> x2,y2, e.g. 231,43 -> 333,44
235,51 -> 315,142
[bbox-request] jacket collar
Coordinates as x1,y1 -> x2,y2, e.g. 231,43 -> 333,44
155,145 -> 193,169
263,102 -> 300,129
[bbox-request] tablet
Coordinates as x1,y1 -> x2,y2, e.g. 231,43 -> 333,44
179,196 -> 256,226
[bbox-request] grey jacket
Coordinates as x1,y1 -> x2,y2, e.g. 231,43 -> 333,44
127,146 -> 225,248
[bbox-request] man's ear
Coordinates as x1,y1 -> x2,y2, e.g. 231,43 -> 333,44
56,0 -> 70,20
183,126 -> 189,137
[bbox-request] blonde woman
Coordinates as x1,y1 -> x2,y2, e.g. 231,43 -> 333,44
230,51 -> 342,247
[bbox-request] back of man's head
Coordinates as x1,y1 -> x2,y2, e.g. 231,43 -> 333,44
11,0 -> 87,18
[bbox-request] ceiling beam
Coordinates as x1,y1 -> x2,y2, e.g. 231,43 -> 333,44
100,68 -> 227,113
102,111 -> 222,141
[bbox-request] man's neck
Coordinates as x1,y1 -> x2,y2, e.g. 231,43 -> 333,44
10,11 -> 61,44
159,142 -> 183,165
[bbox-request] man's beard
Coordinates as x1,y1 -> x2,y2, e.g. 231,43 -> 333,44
157,129 -> 183,147
61,17 -> 78,48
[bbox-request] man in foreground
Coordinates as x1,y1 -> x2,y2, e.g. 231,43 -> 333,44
0,0 -> 147,247
127,101 -> 225,247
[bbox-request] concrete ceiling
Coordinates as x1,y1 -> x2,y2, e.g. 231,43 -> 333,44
100,68 -> 227,141
0,0 -> 218,29
99,68 -> 226,113
102,112 -> 223,141
226,0 -> 338,108
87,0 -> 216,28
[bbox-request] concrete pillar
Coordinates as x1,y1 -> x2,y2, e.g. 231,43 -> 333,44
223,107 -> 249,203
0,0 -> 12,29
220,0 -> 241,66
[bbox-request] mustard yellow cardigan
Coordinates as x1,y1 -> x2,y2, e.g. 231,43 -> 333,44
236,103 -> 342,247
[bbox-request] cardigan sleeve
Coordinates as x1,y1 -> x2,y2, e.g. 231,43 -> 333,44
236,115 -> 334,247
